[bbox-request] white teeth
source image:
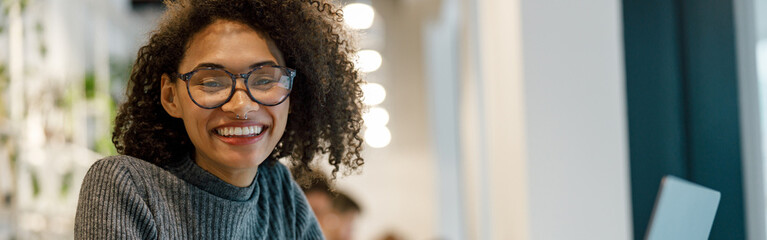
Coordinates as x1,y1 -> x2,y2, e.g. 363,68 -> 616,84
216,126 -> 264,137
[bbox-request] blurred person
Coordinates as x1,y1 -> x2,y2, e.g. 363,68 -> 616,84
376,231 -> 404,240
74,0 -> 365,239
301,175 -> 362,240
326,192 -> 362,240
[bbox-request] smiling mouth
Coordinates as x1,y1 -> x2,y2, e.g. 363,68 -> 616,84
214,126 -> 266,137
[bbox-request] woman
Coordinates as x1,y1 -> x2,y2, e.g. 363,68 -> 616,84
74,0 -> 364,239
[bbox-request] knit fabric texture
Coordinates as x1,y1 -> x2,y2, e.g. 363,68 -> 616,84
74,155 -> 324,239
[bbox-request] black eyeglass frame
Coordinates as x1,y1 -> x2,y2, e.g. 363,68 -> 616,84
176,65 -> 297,109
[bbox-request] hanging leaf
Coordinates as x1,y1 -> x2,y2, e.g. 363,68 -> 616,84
60,171 -> 72,198
30,169 -> 40,198
19,0 -> 27,12
84,72 -> 96,99
95,133 -> 116,156
39,43 -> 46,57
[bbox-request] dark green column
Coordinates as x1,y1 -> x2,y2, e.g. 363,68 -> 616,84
623,0 -> 688,238
623,0 -> 745,239
678,0 -> 745,238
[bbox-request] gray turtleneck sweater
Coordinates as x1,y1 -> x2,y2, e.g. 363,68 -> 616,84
74,155 -> 324,239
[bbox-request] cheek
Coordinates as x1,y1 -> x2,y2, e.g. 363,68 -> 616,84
266,103 -> 290,143
274,100 -> 290,127
179,101 -> 213,137
181,114 -> 204,138
280,107 -> 290,125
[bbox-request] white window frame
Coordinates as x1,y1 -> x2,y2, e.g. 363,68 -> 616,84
735,0 -> 767,239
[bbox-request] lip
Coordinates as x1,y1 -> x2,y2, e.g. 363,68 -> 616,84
212,122 -> 268,146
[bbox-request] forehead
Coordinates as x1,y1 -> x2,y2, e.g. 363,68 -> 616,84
179,20 -> 283,72
193,19 -> 262,41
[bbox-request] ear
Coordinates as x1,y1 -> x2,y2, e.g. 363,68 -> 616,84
160,74 -> 183,118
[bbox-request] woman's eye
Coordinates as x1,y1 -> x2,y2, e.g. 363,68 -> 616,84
250,76 -> 273,85
201,79 -> 225,87
251,78 -> 276,88
254,78 -> 274,85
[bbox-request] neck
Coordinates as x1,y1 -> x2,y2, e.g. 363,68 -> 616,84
193,153 -> 258,187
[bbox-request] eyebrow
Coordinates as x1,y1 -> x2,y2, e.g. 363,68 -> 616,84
193,61 -> 278,70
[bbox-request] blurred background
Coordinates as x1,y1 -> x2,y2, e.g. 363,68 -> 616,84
0,0 -> 766,239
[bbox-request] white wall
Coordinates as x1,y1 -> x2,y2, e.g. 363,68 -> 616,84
458,0 -> 634,239
521,0 -> 632,238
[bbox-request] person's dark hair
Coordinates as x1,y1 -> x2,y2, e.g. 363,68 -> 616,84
112,0 -> 364,181
331,191 -> 361,214
299,170 -> 361,213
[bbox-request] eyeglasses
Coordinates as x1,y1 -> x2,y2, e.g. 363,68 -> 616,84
177,65 -> 296,109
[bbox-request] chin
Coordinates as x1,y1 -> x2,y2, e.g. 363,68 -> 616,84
222,153 -> 268,168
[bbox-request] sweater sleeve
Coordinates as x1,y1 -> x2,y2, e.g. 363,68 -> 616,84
292,180 -> 325,240
74,157 -> 157,240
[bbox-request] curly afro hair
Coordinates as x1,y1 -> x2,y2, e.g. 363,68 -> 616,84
112,0 -> 365,182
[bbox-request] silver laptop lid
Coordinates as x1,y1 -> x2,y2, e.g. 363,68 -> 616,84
645,175 -> 721,240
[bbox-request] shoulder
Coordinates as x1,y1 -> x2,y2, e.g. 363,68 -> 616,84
86,155 -> 162,177
90,155 -> 157,168
77,155 -> 159,220
76,155 -> 159,238
82,155 -> 162,192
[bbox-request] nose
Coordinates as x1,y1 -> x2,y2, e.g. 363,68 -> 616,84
220,77 -> 259,118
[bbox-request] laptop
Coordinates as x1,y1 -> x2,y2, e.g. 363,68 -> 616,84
644,175 -> 721,240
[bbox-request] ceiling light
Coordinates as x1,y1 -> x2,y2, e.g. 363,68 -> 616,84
343,3 -> 375,30
365,126 -> 391,148
360,82 -> 386,105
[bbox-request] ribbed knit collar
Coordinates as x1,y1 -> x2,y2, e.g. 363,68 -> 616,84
166,155 -> 260,202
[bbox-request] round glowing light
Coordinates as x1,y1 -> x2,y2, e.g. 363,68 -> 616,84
363,107 -> 390,126
365,126 -> 391,148
343,3 -> 375,30
356,50 -> 383,73
360,82 -> 386,105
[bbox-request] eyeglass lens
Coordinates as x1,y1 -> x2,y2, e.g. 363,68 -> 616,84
187,66 -> 292,108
